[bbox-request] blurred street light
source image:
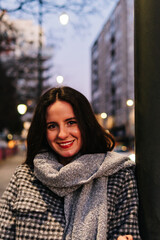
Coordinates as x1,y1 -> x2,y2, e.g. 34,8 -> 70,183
7,133 -> 13,140
101,112 -> 107,119
56,75 -> 64,84
17,104 -> 27,115
126,99 -> 134,107
59,12 -> 69,25
23,121 -> 31,130
8,140 -> 16,149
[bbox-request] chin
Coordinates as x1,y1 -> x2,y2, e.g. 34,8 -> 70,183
60,151 -> 79,159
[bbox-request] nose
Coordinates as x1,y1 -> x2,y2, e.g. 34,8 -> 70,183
58,125 -> 69,139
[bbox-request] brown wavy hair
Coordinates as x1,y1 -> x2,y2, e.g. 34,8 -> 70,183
25,86 -> 115,166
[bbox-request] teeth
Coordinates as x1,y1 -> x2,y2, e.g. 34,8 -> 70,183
59,141 -> 73,146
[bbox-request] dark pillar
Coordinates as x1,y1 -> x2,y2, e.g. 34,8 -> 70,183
135,1 -> 160,239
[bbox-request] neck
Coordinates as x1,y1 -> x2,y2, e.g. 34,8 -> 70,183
57,152 -> 81,165
58,156 -> 73,165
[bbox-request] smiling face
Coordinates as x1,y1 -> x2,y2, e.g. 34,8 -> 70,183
46,100 -> 82,165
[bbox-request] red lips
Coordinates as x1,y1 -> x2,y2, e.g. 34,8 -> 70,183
57,140 -> 74,149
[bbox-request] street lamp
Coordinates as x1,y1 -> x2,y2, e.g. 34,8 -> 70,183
17,104 -> 27,115
126,99 -> 134,107
59,12 -> 69,25
56,75 -> 64,84
100,112 -> 107,129
101,112 -> 107,119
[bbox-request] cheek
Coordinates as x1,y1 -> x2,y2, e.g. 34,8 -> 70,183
73,128 -> 83,146
46,131 -> 56,141
46,132 -> 57,150
72,128 -> 81,138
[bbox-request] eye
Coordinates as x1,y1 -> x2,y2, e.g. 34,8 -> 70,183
47,123 -> 56,130
67,120 -> 77,126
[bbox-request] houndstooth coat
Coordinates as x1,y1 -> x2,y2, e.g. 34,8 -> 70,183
0,164 -> 141,240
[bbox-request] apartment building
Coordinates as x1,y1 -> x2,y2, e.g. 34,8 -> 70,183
91,0 -> 134,148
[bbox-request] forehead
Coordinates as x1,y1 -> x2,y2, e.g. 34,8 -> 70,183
46,101 -> 75,120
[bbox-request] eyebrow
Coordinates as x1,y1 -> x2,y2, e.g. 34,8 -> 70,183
46,117 -> 77,125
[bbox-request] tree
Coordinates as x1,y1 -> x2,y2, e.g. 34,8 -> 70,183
0,0 -> 118,97
0,0 -> 118,133
0,1 -> 116,17
0,10 -> 17,54
0,10 -> 52,111
0,63 -> 23,134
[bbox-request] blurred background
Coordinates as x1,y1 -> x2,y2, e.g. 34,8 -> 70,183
0,0 -> 135,196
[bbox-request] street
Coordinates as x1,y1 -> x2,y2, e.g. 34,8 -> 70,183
0,150 -> 25,197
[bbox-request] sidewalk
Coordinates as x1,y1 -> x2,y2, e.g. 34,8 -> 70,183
0,150 -> 26,197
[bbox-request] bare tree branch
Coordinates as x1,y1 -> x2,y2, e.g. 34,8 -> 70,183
0,0 -> 118,16
0,0 -> 118,100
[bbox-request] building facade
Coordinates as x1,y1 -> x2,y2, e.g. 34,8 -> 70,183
91,0 -> 134,148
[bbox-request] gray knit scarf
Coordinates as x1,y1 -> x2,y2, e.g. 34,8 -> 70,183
34,151 -> 134,240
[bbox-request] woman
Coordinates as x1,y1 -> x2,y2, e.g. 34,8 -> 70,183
0,86 -> 141,240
